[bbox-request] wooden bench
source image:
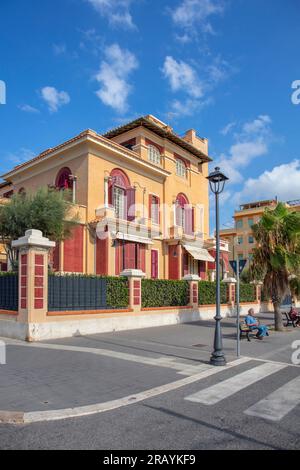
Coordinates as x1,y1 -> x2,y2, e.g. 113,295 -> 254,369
239,323 -> 252,342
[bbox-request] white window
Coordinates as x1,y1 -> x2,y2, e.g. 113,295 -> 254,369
148,145 -> 161,165
176,158 -> 187,178
176,205 -> 185,228
150,195 -> 159,224
114,186 -> 126,219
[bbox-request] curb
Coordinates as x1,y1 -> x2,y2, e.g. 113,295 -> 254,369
0,411 -> 25,424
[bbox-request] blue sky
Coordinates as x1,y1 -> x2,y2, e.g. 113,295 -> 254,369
0,0 -> 300,231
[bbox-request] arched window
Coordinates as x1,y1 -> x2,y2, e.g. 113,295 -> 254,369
55,167 -> 72,191
176,158 -> 187,178
109,169 -> 135,221
148,145 -> 161,165
176,193 -> 193,235
176,193 -> 189,228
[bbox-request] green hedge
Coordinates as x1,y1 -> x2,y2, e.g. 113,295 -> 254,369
106,276 -> 129,308
0,271 -> 18,276
239,283 -> 256,302
198,281 -> 228,305
142,279 -> 189,308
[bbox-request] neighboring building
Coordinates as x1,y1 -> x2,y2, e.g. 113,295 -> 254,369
220,198 -> 300,272
0,115 -> 228,280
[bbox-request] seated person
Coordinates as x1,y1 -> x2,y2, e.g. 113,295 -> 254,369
288,303 -> 300,326
245,308 -> 269,340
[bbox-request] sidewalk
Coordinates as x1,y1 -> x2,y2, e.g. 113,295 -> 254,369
0,314 -> 298,423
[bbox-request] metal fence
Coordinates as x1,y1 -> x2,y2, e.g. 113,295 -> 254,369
0,274 -> 18,311
48,275 -> 110,312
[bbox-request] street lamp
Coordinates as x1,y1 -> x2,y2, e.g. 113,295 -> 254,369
207,167 -> 229,366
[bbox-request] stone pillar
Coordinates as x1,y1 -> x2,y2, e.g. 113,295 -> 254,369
120,269 -> 146,313
255,282 -> 263,303
222,277 -> 237,308
183,274 -> 200,309
12,230 -> 55,336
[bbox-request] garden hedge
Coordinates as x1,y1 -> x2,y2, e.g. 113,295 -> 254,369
198,281 -> 228,305
141,279 -> 189,308
239,283 -> 256,302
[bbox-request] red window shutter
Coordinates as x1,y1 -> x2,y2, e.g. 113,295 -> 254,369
115,241 -> 121,275
96,237 -> 108,275
63,226 -> 84,273
182,252 -> 189,277
126,187 -> 136,221
138,244 -> 146,272
198,261 -> 206,280
168,245 -> 180,280
52,244 -> 60,271
151,250 -> 158,279
125,242 -> 136,269
185,206 -> 193,235
108,180 -> 114,206
192,207 -> 195,233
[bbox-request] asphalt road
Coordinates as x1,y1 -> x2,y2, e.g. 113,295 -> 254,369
0,316 -> 299,450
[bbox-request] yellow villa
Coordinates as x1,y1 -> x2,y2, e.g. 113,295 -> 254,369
0,115 -> 229,279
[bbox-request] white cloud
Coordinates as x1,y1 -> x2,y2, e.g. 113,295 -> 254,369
242,114 -> 271,135
87,0 -> 136,30
220,121 -> 236,136
95,43 -> 138,113
41,87 -> 70,113
236,160 -> 300,203
214,115 -> 272,184
171,0 -> 224,36
162,56 -> 203,98
18,104 -> 40,114
162,55 -> 232,118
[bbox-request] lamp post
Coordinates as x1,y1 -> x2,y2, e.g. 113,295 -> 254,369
207,167 -> 229,366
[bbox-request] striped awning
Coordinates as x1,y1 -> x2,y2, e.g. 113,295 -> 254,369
112,232 -> 153,245
183,245 -> 215,263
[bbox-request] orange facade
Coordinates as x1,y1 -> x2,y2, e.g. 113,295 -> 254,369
0,115 -> 225,279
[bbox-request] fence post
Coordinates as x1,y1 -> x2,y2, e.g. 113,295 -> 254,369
120,269 -> 146,313
12,230 -> 55,340
183,275 -> 200,309
253,281 -> 263,304
222,277 -> 237,308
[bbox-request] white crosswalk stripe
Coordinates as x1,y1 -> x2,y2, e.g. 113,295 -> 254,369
244,375 -> 300,421
185,362 -> 287,405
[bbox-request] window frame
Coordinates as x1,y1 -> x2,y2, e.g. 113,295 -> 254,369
176,157 -> 187,178
150,194 -> 160,225
147,145 -> 161,165
113,185 -> 126,220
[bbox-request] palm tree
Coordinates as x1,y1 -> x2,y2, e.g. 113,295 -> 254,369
251,202 -> 300,331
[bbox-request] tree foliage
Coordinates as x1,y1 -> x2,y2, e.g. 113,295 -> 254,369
252,202 -> 300,330
0,187 -> 79,267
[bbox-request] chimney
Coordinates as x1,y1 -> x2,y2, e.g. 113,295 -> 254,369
183,129 -> 208,155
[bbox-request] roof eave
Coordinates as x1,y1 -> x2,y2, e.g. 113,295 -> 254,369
103,117 -> 212,163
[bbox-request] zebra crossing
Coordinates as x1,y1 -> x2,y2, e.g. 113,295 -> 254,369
185,361 -> 300,422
